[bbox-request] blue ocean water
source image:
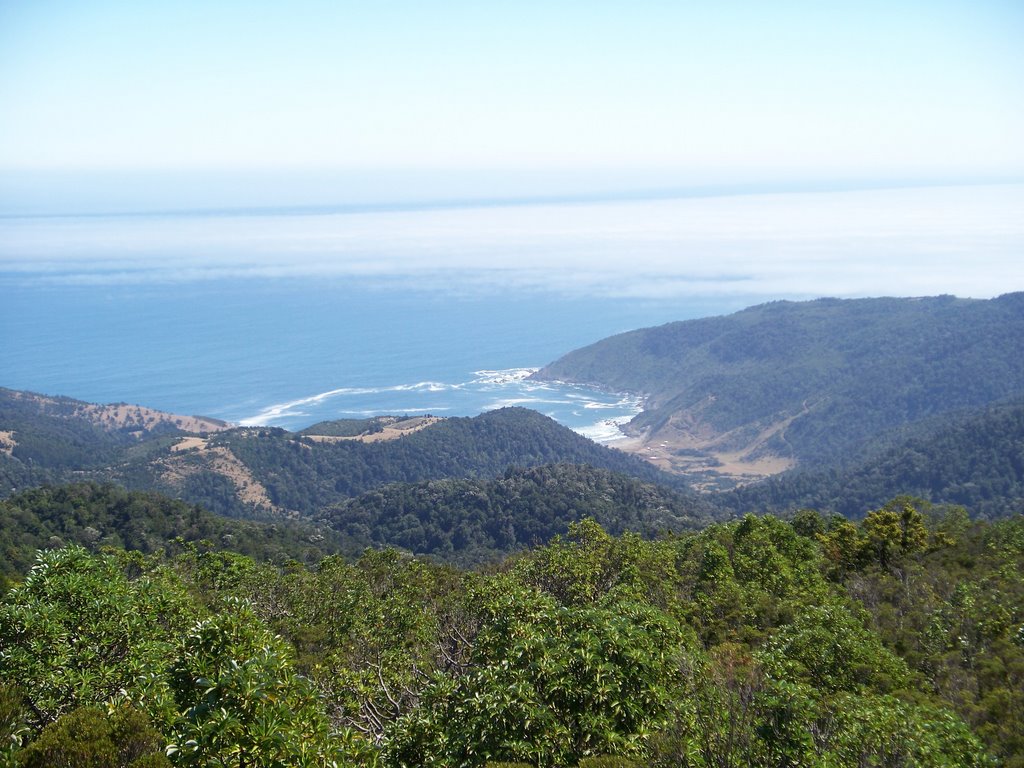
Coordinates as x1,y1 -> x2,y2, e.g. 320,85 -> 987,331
0,276 -> 740,438
3,184 -> 1022,438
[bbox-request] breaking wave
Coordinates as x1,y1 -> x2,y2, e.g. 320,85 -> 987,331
237,367 -> 641,442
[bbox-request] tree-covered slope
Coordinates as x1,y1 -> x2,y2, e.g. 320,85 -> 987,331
0,463 -> 714,578
0,387 -> 228,496
533,293 -> 1024,479
0,482 -> 346,584
2,394 -> 697,522
319,463 -> 721,563
721,396 -> 1024,519
221,408 -> 685,512
0,390 -> 159,490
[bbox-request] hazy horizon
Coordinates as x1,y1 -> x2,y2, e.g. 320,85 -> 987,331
2,167 -> 1024,218
2,182 -> 1022,302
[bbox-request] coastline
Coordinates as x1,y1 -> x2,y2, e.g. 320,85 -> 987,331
227,368 -> 645,439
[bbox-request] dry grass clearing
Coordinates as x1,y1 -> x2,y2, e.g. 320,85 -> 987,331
73,402 -> 230,434
305,416 -> 442,443
613,400 -> 812,490
164,436 -> 281,513
11,390 -> 230,436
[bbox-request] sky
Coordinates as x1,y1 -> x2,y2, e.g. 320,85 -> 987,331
1,0 -> 1023,207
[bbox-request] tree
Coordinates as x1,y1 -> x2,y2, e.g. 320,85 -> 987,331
386,578 -> 686,767
166,598 -> 348,767
0,547 -> 192,728
862,497 -> 928,568
17,704 -> 170,768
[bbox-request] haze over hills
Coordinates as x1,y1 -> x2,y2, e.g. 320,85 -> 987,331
533,293 -> 1024,490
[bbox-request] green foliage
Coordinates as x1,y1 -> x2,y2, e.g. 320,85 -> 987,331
322,464 -> 714,564
833,513 -> 1024,766
655,644 -> 990,767
727,396 -> 1024,519
166,598 -> 345,767
300,416 -> 393,437
0,482 -> 347,580
388,577 -> 686,767
514,519 -> 637,606
297,549 -> 467,748
758,603 -> 909,693
670,514 -> 832,646
0,509 -> 1017,766
0,684 -> 29,768
17,704 -> 170,768
789,508 -> 826,538
0,546 -> 193,727
859,495 -> 929,570
577,758 -> 642,768
816,693 -> 991,768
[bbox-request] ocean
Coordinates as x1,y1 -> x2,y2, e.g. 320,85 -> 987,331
3,183 -> 1022,439
0,276 -> 734,438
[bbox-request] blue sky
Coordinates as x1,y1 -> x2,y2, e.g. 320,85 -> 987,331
1,1 -> 1022,209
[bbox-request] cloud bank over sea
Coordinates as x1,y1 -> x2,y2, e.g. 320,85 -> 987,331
3,184 -> 1022,301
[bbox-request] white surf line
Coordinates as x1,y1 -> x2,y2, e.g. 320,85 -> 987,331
239,381 -> 460,426
577,414 -> 637,443
471,367 -> 540,385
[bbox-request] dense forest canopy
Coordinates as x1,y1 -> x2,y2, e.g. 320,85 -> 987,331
721,396 -> 1024,519
0,483 -> 347,585
317,463 -> 719,564
1,492 -> 1021,766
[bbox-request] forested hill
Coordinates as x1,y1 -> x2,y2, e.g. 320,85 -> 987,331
206,408 -> 689,517
1,398 -> 694,520
0,391 -> 226,481
532,292 -> 1024,484
318,463 -> 720,564
722,395 -> 1024,519
0,483 -> 346,584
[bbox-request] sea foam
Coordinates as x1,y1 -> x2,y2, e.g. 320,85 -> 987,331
237,367 -> 640,440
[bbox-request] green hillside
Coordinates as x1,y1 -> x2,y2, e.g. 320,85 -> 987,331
216,408 -> 686,514
533,293 -> 1024,481
722,396 -> 1024,519
2,395 -> 695,522
319,463 -> 720,563
0,483 -> 346,584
